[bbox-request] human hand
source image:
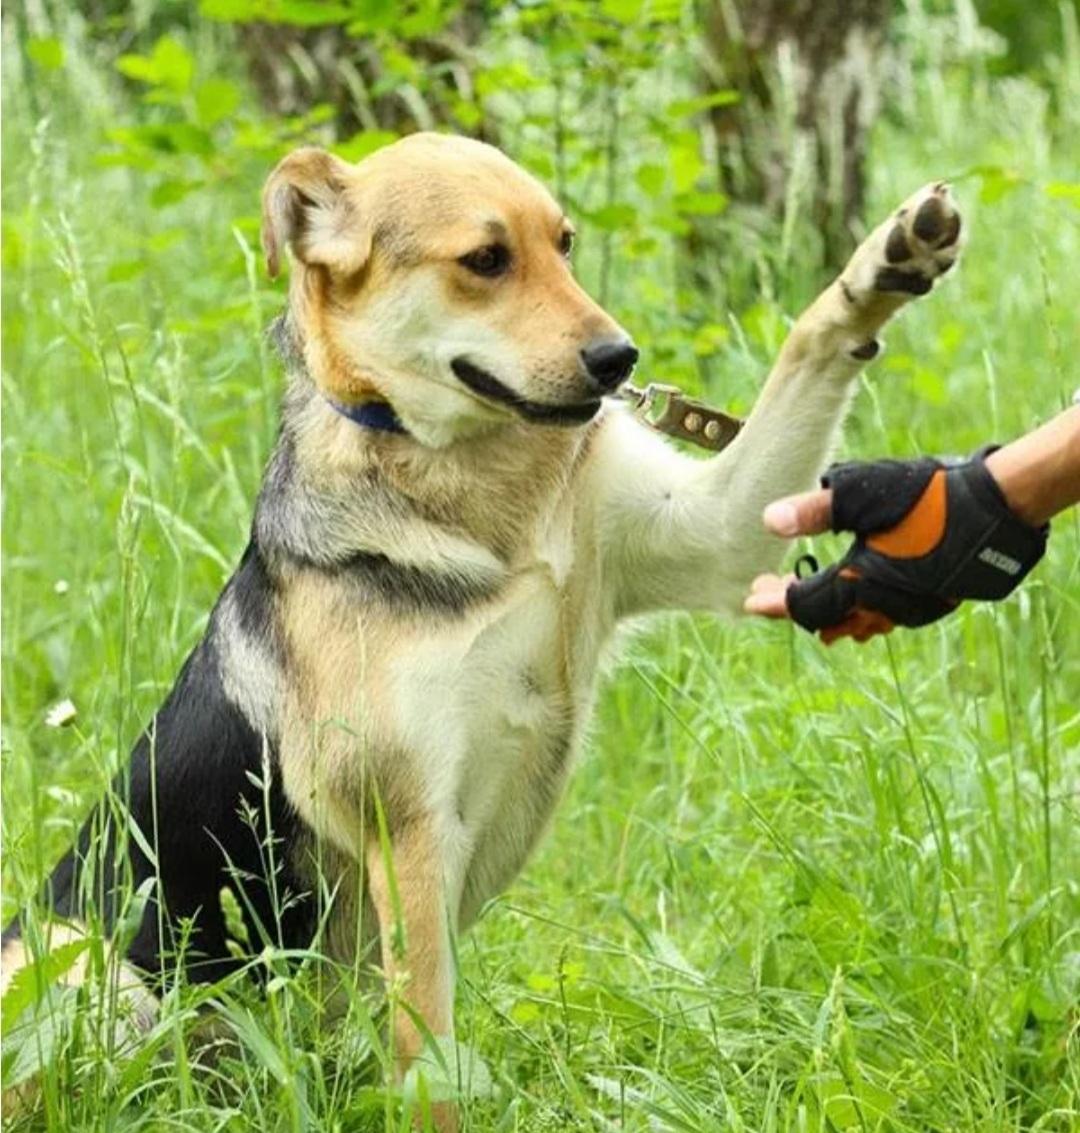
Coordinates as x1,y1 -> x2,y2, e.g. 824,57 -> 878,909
744,452 -> 1049,644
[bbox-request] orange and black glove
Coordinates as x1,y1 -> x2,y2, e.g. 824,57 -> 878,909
787,449 -> 1049,643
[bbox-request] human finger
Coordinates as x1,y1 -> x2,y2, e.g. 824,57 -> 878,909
743,573 -> 796,617
762,489 -> 834,537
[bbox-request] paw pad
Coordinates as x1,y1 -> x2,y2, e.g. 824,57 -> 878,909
869,183 -> 963,297
912,196 -> 961,247
850,339 -> 881,360
885,225 -> 912,264
874,268 -> 934,296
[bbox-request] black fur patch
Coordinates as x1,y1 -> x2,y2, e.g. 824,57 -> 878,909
338,551 -> 497,615
257,431 -> 501,617
230,540 -> 278,643
8,631 -> 315,986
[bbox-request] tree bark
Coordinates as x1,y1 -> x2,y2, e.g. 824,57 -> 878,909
235,6 -> 492,142
700,0 -> 892,267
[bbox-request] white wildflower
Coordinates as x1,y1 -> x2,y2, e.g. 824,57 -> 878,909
45,699 -> 77,728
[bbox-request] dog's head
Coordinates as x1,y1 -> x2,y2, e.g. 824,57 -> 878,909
262,134 -> 637,446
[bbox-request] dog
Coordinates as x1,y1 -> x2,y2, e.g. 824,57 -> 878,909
2,133 -> 962,1128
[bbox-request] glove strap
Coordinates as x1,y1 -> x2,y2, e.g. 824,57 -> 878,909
935,448 -> 1049,600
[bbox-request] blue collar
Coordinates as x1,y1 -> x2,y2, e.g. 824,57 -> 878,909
326,398 -> 407,435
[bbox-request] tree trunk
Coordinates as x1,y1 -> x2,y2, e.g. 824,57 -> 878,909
235,6 -> 493,142
700,0 -> 891,267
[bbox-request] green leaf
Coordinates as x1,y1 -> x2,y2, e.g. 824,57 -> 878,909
106,259 -> 148,283
691,322 -> 730,356
450,97 -> 482,131
114,877 -> 158,953
333,130 -> 399,163
635,163 -> 667,197
152,36 -> 195,91
601,0 -> 644,22
203,0 -> 353,25
27,36 -> 64,70
219,1002 -> 290,1082
675,190 -> 728,215
199,0 -> 263,18
1045,181 -> 1080,207
195,78 -> 240,127
912,365 -> 948,406
168,301 -> 252,333
121,809 -> 159,871
115,53 -> 158,84
2,220 -> 24,270
277,0 -> 354,25
475,62 -> 538,97
343,0 -> 398,32
145,229 -> 185,253
2,987 -> 81,1090
670,140 -> 705,194
116,36 -> 194,93
108,123 -> 214,157
150,179 -> 203,208
402,1038 -> 493,1105
585,202 -> 636,231
1,937 -> 89,1035
667,90 -> 740,117
978,167 -> 1023,204
808,1071 -> 899,1128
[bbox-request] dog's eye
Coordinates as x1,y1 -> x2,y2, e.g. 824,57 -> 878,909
559,230 -> 574,257
459,244 -> 511,278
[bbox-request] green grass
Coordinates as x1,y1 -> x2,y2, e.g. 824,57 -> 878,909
3,6 -> 1079,1131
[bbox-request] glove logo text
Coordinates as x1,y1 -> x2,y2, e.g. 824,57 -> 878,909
977,547 -> 1023,575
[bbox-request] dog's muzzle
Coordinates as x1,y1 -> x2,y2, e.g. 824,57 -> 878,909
450,357 -> 602,425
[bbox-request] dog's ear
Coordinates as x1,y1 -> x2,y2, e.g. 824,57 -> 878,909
261,147 -> 371,279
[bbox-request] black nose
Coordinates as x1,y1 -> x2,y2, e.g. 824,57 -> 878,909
581,339 -> 639,391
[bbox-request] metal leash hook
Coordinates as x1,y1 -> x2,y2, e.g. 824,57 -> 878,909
620,381 -> 744,453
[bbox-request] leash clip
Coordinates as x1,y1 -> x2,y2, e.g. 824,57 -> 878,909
620,382 -> 743,453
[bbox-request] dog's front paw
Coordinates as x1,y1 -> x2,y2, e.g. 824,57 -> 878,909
840,183 -> 963,339
873,182 -> 963,294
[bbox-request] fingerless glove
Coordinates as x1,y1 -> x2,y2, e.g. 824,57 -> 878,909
787,449 -> 1049,641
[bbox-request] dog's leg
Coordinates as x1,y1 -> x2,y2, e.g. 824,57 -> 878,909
365,819 -> 458,1133
598,183 -> 964,616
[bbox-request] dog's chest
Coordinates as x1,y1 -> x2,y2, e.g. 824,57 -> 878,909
383,502 -> 598,902
392,578 -> 565,770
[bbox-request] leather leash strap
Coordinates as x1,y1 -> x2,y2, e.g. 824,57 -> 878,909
620,382 -> 744,453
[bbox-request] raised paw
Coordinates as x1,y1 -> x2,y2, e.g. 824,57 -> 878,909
847,182 -> 963,299
836,182 -> 963,353
874,182 -> 962,294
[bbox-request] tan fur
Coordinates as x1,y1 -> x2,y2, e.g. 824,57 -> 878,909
366,820 -> 458,1131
